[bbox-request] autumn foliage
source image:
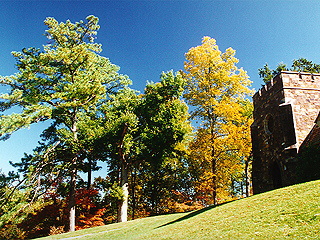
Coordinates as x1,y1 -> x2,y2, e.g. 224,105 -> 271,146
1,188 -> 105,239
183,36 -> 253,206
75,188 -> 105,230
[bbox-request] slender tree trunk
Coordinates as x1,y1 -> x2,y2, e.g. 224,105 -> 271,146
69,115 -> 78,232
118,162 -> 129,222
69,161 -> 77,232
210,122 -> 217,206
244,157 -> 250,197
87,158 -> 92,190
131,167 -> 136,220
212,157 -> 217,206
151,177 -> 159,215
117,123 -> 129,222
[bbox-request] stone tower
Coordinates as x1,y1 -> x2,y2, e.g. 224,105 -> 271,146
251,71 -> 320,194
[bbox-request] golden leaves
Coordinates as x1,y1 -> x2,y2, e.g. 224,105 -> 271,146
184,37 -> 253,204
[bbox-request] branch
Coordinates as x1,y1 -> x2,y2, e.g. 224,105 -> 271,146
43,141 -> 61,159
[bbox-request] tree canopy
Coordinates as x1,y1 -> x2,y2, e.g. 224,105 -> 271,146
183,36 -> 253,205
258,58 -> 320,83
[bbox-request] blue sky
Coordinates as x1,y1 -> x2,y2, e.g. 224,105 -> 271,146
1,0 -> 320,173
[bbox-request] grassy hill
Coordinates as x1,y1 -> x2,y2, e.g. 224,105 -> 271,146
39,180 -> 320,240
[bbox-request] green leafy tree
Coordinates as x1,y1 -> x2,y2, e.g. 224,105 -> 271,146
292,58 -> 320,72
137,71 -> 192,214
258,63 -> 287,83
98,87 -> 140,222
139,71 -> 191,167
95,71 -> 192,222
0,15 -> 129,231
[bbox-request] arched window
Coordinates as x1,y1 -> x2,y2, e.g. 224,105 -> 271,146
264,114 -> 274,135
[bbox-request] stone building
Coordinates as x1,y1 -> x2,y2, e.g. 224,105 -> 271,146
251,71 -> 320,194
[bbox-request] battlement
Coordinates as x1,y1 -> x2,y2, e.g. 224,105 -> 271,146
253,73 -> 283,107
253,71 -> 320,106
253,74 -> 281,97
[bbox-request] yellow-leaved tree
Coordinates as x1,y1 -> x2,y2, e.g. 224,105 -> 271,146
183,37 -> 253,206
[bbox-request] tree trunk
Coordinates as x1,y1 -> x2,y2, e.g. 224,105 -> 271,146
117,123 -> 129,222
212,158 -> 217,206
69,162 -> 77,232
150,177 -> 159,215
131,167 -> 136,220
87,158 -> 92,190
244,157 -> 250,197
69,115 -> 78,232
210,123 -> 217,206
118,162 -> 129,222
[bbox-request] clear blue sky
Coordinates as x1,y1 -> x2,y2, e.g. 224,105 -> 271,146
1,0 -> 320,174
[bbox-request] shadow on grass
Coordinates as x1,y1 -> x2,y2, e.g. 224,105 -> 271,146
156,202 -> 229,229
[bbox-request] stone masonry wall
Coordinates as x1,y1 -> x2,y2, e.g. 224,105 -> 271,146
252,74 -> 287,193
281,72 -> 320,148
251,71 -> 320,194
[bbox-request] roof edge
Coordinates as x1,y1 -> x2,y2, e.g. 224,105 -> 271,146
280,71 -> 320,76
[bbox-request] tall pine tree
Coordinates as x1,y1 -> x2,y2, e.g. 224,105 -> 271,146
0,15 -> 129,231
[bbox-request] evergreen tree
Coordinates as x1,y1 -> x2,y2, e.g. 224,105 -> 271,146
0,15 -> 129,231
258,58 -> 320,83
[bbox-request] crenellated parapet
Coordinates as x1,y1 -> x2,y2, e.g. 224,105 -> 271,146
253,73 -> 284,110
253,71 -> 320,111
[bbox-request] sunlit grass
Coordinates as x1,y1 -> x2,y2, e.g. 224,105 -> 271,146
39,180 -> 320,239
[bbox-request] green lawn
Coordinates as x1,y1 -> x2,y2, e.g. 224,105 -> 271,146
38,180 -> 320,239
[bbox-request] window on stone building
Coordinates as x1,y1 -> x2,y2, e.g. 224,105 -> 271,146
264,114 -> 274,135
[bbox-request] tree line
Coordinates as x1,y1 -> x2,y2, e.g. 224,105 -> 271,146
0,16 -> 253,239
258,58 -> 320,83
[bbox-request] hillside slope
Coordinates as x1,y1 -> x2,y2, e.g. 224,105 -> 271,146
39,180 -> 320,240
